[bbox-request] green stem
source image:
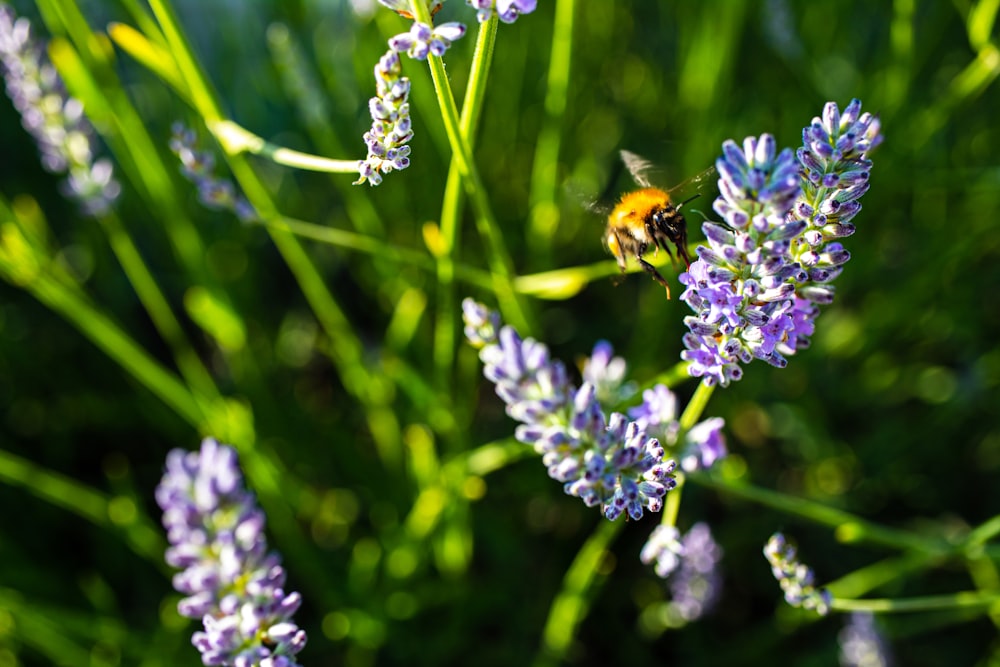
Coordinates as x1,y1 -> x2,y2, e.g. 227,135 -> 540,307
533,519 -> 625,667
658,380 -> 714,527
679,379 -> 715,430
825,552 -> 938,600
433,17 -> 499,396
689,470 -> 951,555
527,0 -> 575,265
0,447 -> 165,565
98,210 -> 220,410
147,0 -> 399,462
831,590 -> 1000,613
409,0 -> 531,334
965,512 -> 1000,548
211,120 -> 359,173
27,272 -> 205,428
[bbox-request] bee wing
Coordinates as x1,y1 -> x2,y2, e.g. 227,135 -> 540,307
620,150 -> 659,188
667,164 -> 718,199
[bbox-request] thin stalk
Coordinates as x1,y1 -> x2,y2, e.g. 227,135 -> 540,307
658,380 -> 715,527
533,519 -> 625,667
98,210 -> 220,412
211,120 -> 358,173
679,380 -> 715,430
688,471 -> 951,555
527,0 -> 576,265
28,272 -> 205,428
831,590 -> 1000,614
409,0 -> 531,334
434,16 -> 499,396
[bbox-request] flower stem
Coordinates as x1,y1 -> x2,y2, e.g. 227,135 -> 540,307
831,590 -> 1000,614
688,470 -> 951,555
211,120 -> 359,173
433,16 -> 499,397
527,0 -> 576,266
533,519 -> 624,667
97,210 -> 221,410
679,379 -> 715,430
409,0 -> 532,334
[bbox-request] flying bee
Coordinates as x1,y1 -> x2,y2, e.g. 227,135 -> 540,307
603,150 -> 713,299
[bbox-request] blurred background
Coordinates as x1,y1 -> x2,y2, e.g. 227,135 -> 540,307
1,0 -> 999,665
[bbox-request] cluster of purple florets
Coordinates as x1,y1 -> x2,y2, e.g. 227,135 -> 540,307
0,3 -> 120,216
359,0 -> 535,185
169,124 -> 257,222
156,438 -> 307,667
680,99 -> 882,386
763,532 -> 832,615
463,299 -> 677,521
463,299 -> 729,521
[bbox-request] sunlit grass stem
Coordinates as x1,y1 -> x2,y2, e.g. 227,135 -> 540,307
688,470 -> 951,555
409,0 -> 531,335
97,210 -> 221,411
527,0 -> 575,266
146,0 -> 405,469
434,16 -> 498,401
533,519 -> 624,667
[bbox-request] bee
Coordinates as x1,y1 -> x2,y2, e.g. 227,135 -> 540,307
603,150 -> 709,299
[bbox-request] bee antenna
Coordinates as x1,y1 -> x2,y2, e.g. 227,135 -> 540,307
677,193 -> 701,209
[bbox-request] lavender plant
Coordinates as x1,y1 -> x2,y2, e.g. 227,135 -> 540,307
0,2 -> 120,215
169,123 -> 257,222
462,297 -> 682,521
763,532 -> 832,614
156,438 -> 307,666
5,1 -> 1000,665
680,100 -> 882,386
839,612 -> 894,667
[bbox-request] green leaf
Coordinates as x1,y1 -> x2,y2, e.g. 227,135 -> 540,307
107,22 -> 189,102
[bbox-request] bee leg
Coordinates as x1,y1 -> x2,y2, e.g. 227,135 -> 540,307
611,230 -> 629,275
636,254 -> 672,300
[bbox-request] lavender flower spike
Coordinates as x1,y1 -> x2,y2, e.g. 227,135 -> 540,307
356,50 -> 412,186
388,21 -> 466,60
466,0 -> 537,24
763,532 -> 832,615
627,384 -> 726,472
169,123 -> 257,222
0,3 -> 121,216
156,438 -> 307,667
680,100 -> 882,386
462,298 -> 677,521
668,522 -> 723,623
839,612 -> 893,667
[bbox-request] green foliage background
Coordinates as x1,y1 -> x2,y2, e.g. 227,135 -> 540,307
1,0 -> 999,665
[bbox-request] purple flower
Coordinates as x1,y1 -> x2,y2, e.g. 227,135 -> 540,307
169,124 -> 257,222
156,438 -> 307,666
627,384 -> 726,471
388,21 -> 466,60
356,50 -> 413,186
680,417 -> 726,472
640,525 -> 683,578
668,522 -> 724,622
0,5 -> 120,216
581,340 -> 635,405
463,298 -> 677,521
763,532 -> 831,615
462,298 -> 500,348
466,0 -> 537,23
681,100 -> 882,386
839,612 -> 893,667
